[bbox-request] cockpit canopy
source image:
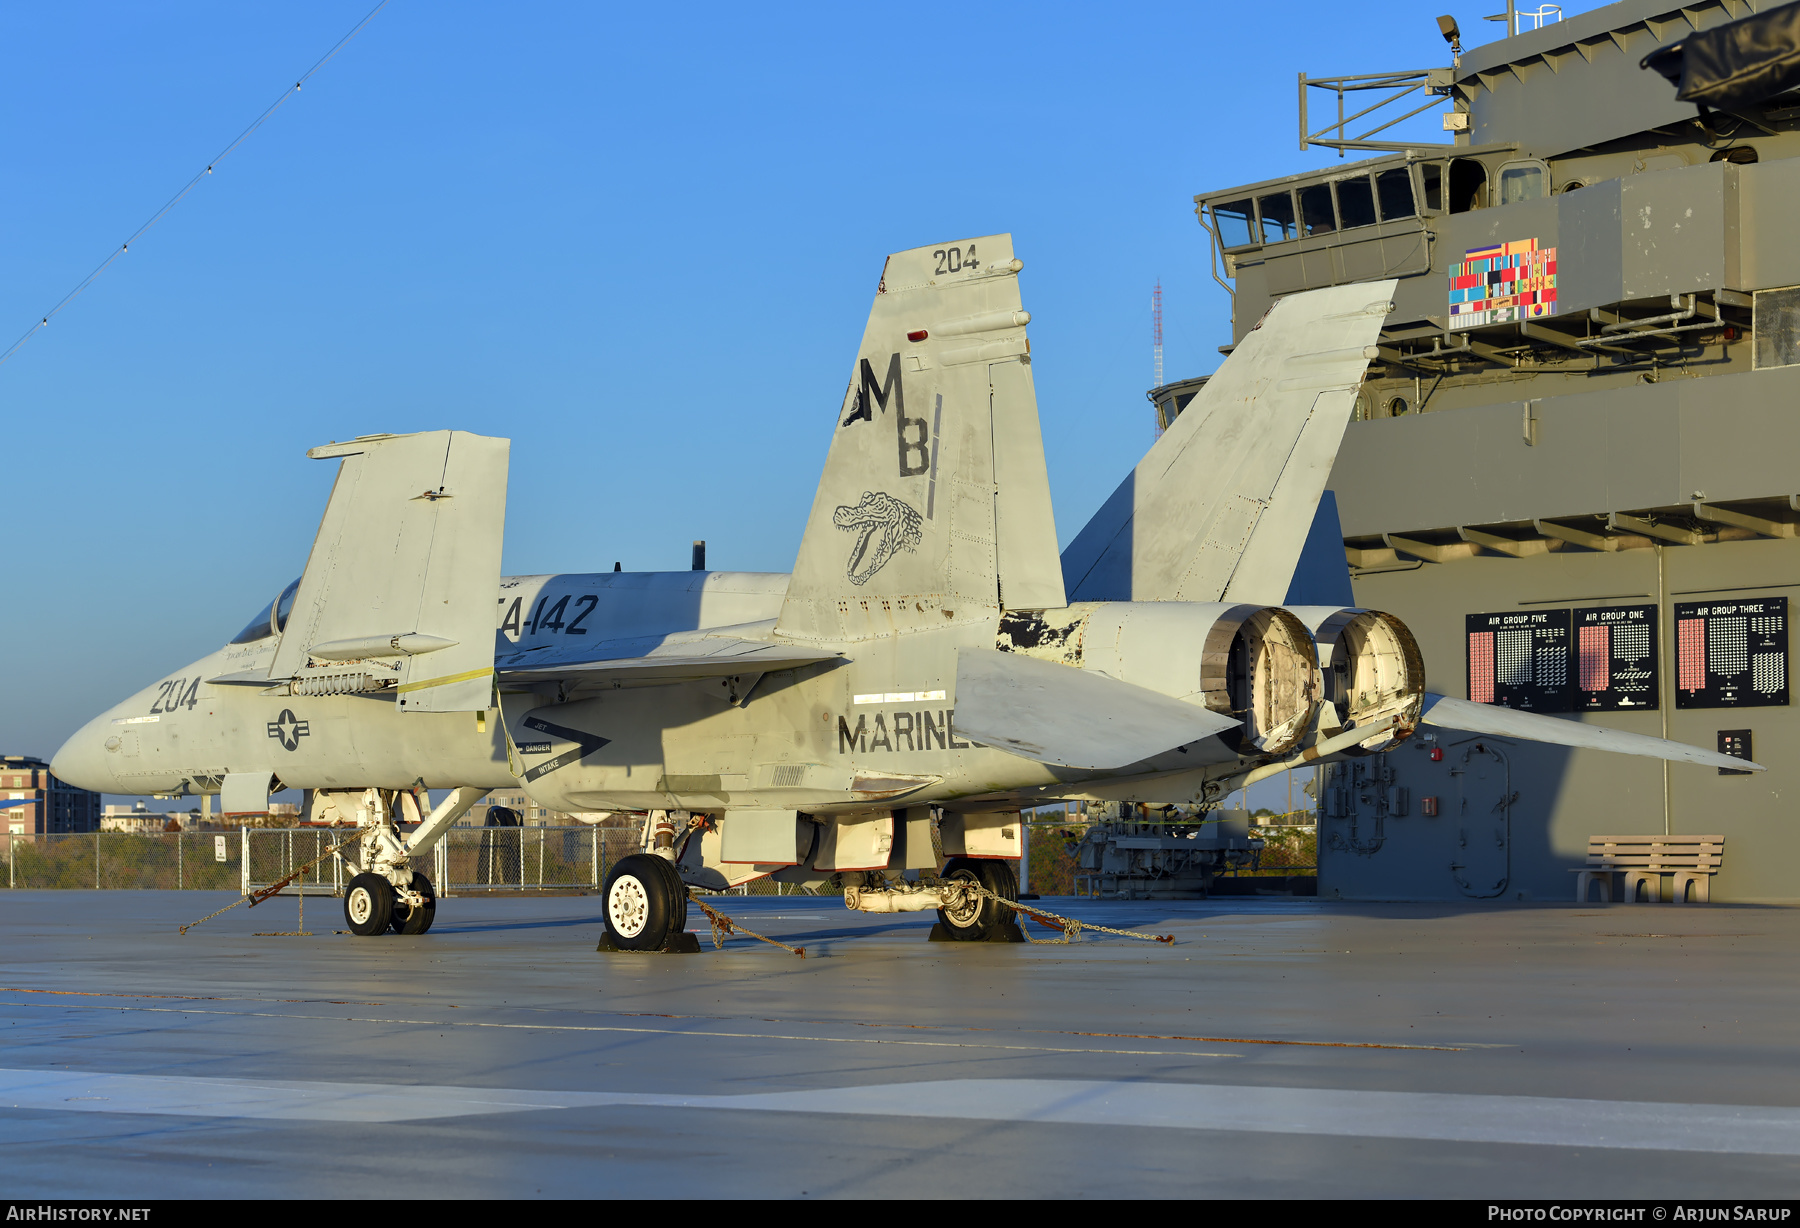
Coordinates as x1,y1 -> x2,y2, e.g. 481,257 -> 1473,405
229,579 -> 300,645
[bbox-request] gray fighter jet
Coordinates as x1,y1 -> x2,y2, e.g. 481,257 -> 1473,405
51,235 -> 1758,951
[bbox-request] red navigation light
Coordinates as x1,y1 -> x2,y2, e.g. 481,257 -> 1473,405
907,330 -> 928,342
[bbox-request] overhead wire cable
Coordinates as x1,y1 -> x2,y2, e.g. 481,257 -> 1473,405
0,0 -> 392,369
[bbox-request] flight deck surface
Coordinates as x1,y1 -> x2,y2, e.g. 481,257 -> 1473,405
1,891 -> 1795,1199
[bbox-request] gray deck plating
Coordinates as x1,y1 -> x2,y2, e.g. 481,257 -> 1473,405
2,891 -> 1796,1198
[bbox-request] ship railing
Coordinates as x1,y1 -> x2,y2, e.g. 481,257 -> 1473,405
1299,68 -> 1458,156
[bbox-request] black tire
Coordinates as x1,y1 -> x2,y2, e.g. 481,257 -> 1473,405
344,873 -> 395,937
603,854 -> 682,951
653,855 -> 690,937
936,856 -> 1018,941
391,872 -> 436,935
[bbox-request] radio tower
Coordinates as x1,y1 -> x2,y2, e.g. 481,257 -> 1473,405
1152,280 -> 1165,436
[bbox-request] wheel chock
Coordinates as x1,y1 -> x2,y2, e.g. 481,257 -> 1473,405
596,930 -> 703,954
927,919 -> 1027,943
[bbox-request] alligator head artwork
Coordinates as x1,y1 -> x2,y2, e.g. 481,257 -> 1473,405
833,491 -> 922,585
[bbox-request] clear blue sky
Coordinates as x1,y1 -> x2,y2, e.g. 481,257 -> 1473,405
0,0 -> 1585,783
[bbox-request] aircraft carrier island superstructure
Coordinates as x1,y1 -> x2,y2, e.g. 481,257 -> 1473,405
1180,0 -> 1800,902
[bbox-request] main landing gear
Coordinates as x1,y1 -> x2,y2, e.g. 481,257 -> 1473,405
836,858 -> 1027,942
344,871 -> 437,937
597,853 -> 699,952
933,857 -> 1024,942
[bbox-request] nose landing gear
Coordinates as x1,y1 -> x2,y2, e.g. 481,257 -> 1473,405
344,873 -> 395,936
344,871 -> 438,936
390,872 -> 436,935
328,785 -> 486,938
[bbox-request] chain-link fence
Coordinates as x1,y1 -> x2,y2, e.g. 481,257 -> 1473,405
243,828 -> 349,895
440,826 -> 617,893
1232,825 -> 1317,876
428,826 -> 829,895
0,828 -> 628,895
2,826 -> 959,896
233,826 -> 625,896
3,831 -> 238,890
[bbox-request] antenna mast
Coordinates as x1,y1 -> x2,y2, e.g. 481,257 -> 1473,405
1152,280 -> 1164,390
1152,280 -> 1165,436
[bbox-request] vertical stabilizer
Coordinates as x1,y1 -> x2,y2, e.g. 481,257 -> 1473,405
269,430 -> 509,711
1283,489 -> 1355,607
777,236 -> 1063,643
1060,281 -> 1394,604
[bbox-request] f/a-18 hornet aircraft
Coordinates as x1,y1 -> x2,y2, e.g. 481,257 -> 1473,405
52,235 -> 1759,950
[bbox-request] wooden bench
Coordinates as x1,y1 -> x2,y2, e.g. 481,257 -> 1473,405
1572,835 -> 1724,904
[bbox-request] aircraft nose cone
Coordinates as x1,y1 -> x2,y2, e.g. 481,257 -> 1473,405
50,718 -> 114,793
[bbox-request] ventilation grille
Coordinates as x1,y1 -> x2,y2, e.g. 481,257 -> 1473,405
293,671 -> 386,697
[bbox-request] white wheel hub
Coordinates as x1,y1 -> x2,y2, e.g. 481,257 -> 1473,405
608,875 -> 651,938
347,888 -> 375,926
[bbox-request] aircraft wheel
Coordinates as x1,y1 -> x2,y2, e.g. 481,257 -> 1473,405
344,873 -> 395,937
391,872 -> 436,935
603,854 -> 683,950
936,856 -> 1017,941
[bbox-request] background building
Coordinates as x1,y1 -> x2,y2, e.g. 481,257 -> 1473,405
100,803 -> 189,834
458,790 -> 587,827
2,755 -> 101,835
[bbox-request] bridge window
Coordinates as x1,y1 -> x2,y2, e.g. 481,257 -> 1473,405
1212,199 -> 1257,249
1421,161 -> 1443,212
1258,191 -> 1297,242
1299,183 -> 1336,235
1335,176 -> 1377,230
1450,158 -> 1488,213
229,578 -> 301,644
1498,159 -> 1549,205
1209,198 -> 1252,248
1376,167 -> 1416,220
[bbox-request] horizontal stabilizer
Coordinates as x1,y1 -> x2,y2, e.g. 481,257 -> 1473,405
499,624 -> 840,686
954,648 -> 1239,769
1420,694 -> 1765,771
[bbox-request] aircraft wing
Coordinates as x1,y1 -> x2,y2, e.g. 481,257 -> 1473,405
270,431 -> 509,712
1061,281 -> 1394,605
498,627 -> 841,686
954,648 -> 1239,769
1420,693 -> 1766,771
